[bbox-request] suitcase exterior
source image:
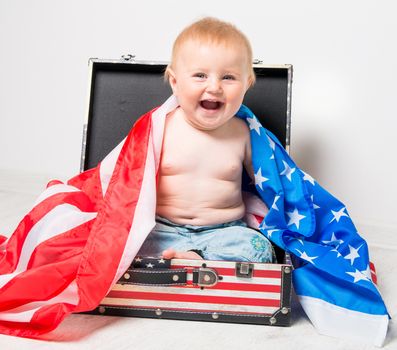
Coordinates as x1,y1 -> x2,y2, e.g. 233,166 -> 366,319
82,56 -> 293,326
90,257 -> 292,326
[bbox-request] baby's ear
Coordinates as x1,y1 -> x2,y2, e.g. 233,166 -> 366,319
247,74 -> 256,89
166,67 -> 178,95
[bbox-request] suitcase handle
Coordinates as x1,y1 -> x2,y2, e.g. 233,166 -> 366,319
120,268 -> 188,286
123,256 -> 220,287
119,267 -> 220,288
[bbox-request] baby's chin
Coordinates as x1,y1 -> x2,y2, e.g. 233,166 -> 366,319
186,117 -> 227,131
184,113 -> 233,131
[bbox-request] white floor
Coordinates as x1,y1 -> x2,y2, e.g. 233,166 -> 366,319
0,169 -> 395,350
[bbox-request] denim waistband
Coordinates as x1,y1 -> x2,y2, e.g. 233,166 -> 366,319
155,215 -> 246,231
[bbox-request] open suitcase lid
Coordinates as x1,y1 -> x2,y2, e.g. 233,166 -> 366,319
81,56 -> 292,171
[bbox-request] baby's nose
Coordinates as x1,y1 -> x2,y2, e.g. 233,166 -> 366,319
206,78 -> 222,93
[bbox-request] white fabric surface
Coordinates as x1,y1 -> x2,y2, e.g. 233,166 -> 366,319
0,170 -> 395,350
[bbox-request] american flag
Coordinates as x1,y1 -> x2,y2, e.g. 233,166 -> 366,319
0,96 -> 389,345
0,97 -> 175,337
237,104 -> 389,346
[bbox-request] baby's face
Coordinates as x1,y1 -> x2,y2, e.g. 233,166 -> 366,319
168,40 -> 251,131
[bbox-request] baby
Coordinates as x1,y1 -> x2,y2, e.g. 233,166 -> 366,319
138,17 -> 275,263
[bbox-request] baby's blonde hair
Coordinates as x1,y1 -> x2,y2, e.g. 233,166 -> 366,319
165,17 -> 256,87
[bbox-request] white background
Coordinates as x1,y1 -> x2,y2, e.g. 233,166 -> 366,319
0,0 -> 396,242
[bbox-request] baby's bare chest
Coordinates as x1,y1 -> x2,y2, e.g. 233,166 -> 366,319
160,127 -> 245,180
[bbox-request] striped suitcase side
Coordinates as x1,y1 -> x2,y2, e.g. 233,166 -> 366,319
91,258 -> 292,326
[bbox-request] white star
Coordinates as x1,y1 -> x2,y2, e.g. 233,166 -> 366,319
134,257 -> 142,263
311,195 -> 320,209
254,168 -> 269,190
259,221 -> 275,230
271,195 -> 280,211
280,160 -> 296,182
346,269 -> 370,283
146,263 -> 154,268
296,249 -> 318,265
266,229 -> 279,238
361,264 -> 372,280
330,246 -> 342,258
322,232 -> 344,246
270,154 -> 275,160
247,117 -> 262,135
158,258 -> 166,264
344,244 -> 363,265
286,208 -> 306,229
266,135 -> 275,150
302,171 -> 315,185
330,207 -> 349,223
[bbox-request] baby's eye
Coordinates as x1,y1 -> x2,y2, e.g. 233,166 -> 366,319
193,73 -> 206,79
223,75 -> 236,80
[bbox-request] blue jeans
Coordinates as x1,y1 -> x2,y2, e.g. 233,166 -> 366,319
137,216 -> 275,263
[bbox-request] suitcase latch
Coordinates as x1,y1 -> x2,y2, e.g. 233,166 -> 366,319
195,268 -> 219,287
236,262 -> 254,278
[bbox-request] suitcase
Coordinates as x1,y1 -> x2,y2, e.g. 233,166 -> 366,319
96,256 -> 292,326
82,55 -> 293,326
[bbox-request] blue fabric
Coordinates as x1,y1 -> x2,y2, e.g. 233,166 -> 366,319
235,104 -> 388,317
138,216 -> 275,262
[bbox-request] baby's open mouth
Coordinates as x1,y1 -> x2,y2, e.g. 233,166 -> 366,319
200,100 -> 223,110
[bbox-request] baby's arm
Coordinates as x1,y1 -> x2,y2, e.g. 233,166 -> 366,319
243,127 -> 255,181
242,127 -> 269,221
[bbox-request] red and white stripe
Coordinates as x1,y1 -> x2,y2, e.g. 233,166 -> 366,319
101,259 -> 283,316
0,96 -> 179,338
369,261 -> 377,285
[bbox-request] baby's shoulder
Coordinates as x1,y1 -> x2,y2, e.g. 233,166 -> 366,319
229,117 -> 250,137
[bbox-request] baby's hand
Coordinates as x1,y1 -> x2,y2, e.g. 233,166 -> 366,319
162,248 -> 203,260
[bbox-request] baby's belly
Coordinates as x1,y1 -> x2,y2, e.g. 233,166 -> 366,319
156,176 -> 245,226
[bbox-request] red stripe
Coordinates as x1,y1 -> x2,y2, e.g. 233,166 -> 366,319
0,255 -> 80,311
147,280 -> 281,293
0,235 -> 7,245
171,265 -> 282,278
0,302 -> 76,338
369,261 -> 377,284
175,280 -> 281,293
202,281 -> 281,293
0,191 -> 96,275
27,219 -> 95,269
107,290 -> 280,307
46,180 -> 64,187
67,167 -> 102,205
